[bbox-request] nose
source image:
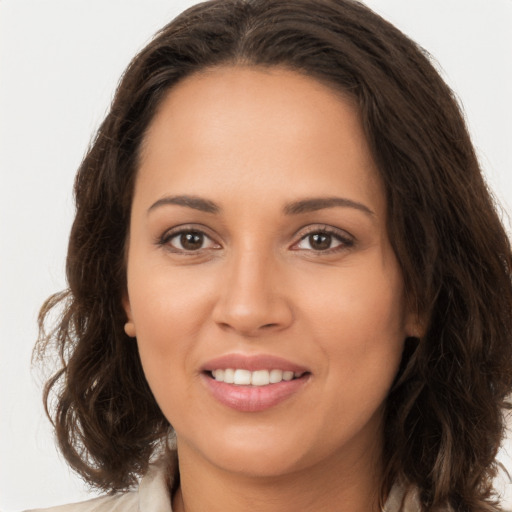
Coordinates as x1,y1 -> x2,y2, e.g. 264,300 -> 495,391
212,249 -> 294,337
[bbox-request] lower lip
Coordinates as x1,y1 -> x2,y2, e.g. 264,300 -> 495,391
202,373 -> 309,412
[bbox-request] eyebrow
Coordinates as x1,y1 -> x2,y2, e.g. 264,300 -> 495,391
148,195 -> 220,214
147,194 -> 374,217
284,197 -> 374,216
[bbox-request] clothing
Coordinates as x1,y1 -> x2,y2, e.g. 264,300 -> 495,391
26,456 -> 419,512
24,457 -> 174,512
384,484 -> 421,512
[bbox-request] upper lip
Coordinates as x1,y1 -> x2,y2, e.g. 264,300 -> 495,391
201,354 -> 310,374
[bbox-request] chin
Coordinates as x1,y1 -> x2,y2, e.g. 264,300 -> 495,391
209,446 -> 308,479
183,422 -> 337,479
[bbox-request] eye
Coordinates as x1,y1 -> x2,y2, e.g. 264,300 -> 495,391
160,228 -> 220,252
292,227 -> 353,253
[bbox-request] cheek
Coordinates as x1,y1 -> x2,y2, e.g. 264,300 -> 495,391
126,265 -> 217,405
301,260 -> 406,340
297,255 -> 407,385
128,260 -> 216,338
308,272 -> 406,427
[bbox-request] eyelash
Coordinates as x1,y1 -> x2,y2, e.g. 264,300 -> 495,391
157,226 -> 220,254
156,225 -> 354,255
291,225 -> 354,254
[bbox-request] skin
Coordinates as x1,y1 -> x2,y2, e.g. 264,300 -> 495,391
124,66 -> 420,512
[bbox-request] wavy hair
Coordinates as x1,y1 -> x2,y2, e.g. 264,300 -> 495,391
35,0 -> 512,510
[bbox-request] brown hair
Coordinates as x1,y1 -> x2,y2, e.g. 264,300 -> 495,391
35,0 -> 512,510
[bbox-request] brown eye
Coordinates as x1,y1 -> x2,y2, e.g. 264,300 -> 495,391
308,233 -> 332,251
161,229 -> 220,252
293,228 -> 353,253
179,232 -> 204,250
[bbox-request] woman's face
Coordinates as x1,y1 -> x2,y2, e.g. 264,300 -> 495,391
124,66 -> 419,478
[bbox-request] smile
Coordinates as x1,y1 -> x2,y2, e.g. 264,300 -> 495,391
210,368 -> 304,386
201,354 -> 311,412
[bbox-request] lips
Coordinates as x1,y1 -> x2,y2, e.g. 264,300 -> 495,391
201,354 -> 311,412
202,353 -> 309,374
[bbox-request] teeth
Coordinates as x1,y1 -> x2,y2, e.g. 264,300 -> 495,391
211,368 -> 303,386
269,369 -> 283,383
224,368 -> 235,383
234,369 -> 252,385
212,369 -> 224,381
251,369 -> 270,386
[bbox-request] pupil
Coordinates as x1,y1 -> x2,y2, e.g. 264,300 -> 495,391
181,232 -> 203,250
310,233 -> 331,250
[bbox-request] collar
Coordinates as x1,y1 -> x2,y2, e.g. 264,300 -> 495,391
137,449 -> 418,512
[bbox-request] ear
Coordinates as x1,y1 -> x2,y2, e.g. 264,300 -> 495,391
404,309 -> 426,340
122,295 -> 137,338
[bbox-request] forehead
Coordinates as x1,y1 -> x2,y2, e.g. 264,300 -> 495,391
137,65 -> 384,216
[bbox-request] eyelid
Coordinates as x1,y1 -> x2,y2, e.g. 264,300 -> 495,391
155,223 -> 353,254
290,224 -> 355,252
157,224 -> 222,252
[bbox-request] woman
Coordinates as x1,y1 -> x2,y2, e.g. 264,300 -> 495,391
30,0 -> 512,511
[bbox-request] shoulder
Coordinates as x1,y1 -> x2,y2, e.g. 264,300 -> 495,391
24,453 -> 176,512
23,491 -> 138,512
384,483 -> 422,512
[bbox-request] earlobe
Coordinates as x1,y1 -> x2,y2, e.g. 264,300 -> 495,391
405,311 -> 426,340
122,295 -> 137,338
124,321 -> 136,338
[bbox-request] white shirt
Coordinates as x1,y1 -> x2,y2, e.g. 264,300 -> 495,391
25,457 -> 420,512
25,458 -> 173,512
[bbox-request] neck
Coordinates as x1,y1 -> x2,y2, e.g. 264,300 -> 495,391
172,437 -> 383,512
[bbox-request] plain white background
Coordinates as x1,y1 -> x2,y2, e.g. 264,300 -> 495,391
1,1 -> 511,511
